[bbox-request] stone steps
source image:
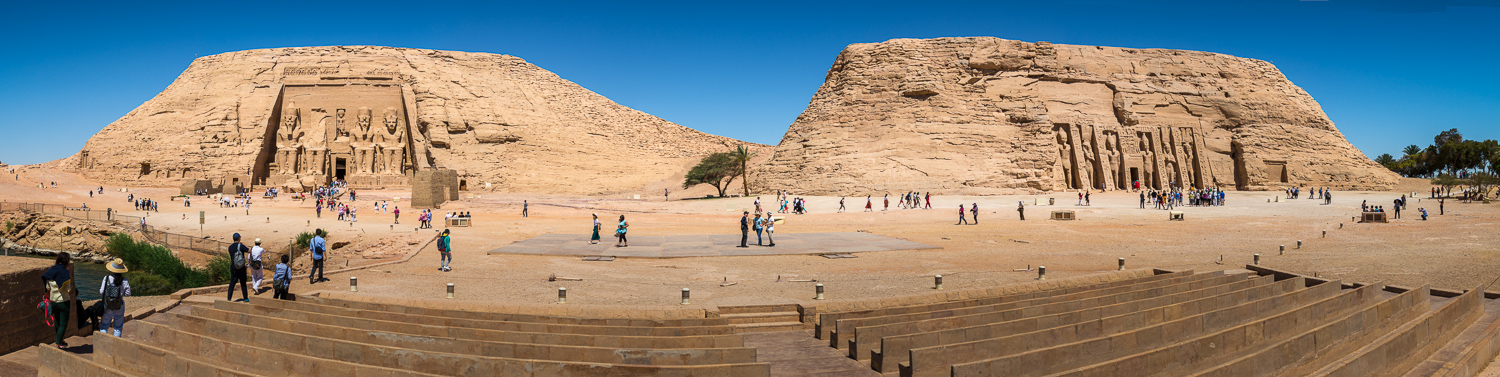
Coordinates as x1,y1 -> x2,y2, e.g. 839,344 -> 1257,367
847,271 -> 1244,362
831,270 -> 1204,350
816,269 -> 1182,341
891,274 -> 1295,376
733,321 -> 808,333
175,306 -> 760,365
723,311 -> 804,325
209,300 -> 744,348
795,267 -> 1500,377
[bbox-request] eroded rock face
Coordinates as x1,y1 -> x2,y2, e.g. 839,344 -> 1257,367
757,37 -> 1398,194
64,46 -> 754,195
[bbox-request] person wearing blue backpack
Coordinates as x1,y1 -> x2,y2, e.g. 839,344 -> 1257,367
98,259 -> 131,336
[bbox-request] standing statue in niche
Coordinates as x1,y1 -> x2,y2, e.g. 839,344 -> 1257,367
352,108 -> 375,174
378,108 -> 404,174
334,109 -> 347,140
276,108 -> 301,175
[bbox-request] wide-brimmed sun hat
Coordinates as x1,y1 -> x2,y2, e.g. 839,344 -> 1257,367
107,258 -> 128,273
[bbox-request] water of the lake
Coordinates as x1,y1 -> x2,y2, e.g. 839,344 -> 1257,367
12,253 -> 108,301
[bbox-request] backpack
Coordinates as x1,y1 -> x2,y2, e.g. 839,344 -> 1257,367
102,278 -> 124,311
47,280 -> 67,302
437,236 -> 449,252
230,243 -> 247,269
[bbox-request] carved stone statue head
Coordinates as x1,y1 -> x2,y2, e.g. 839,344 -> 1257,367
383,108 -> 399,134
357,108 -> 372,131
282,108 -> 299,129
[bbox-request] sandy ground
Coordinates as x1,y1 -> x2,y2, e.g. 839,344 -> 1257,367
2,167 -> 1497,310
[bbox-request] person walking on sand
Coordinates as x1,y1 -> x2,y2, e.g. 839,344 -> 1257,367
765,212 -> 776,247
522,200 -> 529,218
925,192 -> 932,209
98,259 -> 130,336
755,197 -> 762,213
1017,201 -> 1026,220
227,233 -> 250,302
249,239 -> 265,294
739,211 -> 750,247
971,203 -> 979,224
393,207 -> 400,224
615,215 -> 629,247
272,254 -> 292,300
864,196 -> 872,212
590,214 -> 603,244
309,229 -> 326,283
839,197 -> 846,212
438,229 -> 453,271
883,194 -> 889,211
42,253 -> 72,348
754,212 -> 765,245
958,204 -> 969,225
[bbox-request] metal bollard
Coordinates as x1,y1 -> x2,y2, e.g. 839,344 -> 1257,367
1038,266 -> 1047,280
350,277 -> 358,292
1280,245 -> 1285,255
1254,254 -> 1260,265
446,283 -> 454,299
1323,230 -> 1327,238
557,287 -> 566,304
934,275 -> 944,290
1297,240 -> 1303,249
1118,258 -> 1125,270
815,284 -> 825,300
681,288 -> 691,305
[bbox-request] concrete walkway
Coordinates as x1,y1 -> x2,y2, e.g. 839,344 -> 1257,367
742,330 -> 879,377
487,232 -> 940,258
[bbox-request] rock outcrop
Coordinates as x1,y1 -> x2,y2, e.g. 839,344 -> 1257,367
757,37 -> 1398,194
63,46 -> 760,195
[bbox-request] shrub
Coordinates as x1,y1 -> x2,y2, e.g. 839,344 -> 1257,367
105,233 -> 213,291
123,271 -> 176,296
205,254 -> 231,285
295,231 -> 322,250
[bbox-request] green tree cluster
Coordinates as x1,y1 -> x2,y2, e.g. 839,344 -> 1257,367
683,152 -> 744,197
1380,128 -> 1500,178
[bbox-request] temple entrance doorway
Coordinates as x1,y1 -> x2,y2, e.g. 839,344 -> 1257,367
335,158 -> 347,181
1130,168 -> 1140,188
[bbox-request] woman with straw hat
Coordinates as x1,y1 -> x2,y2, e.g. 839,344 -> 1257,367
98,258 -> 131,337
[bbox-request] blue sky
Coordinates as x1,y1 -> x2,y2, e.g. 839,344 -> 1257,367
1,0 -> 1496,165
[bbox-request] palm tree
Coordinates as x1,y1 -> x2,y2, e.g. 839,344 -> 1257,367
730,145 -> 754,196
1403,145 -> 1422,157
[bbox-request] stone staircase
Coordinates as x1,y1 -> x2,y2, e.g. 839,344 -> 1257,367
37,295 -> 772,376
722,303 -> 806,333
809,267 -> 1500,377
25,267 -> 1500,377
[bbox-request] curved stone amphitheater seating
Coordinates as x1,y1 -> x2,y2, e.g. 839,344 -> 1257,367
812,267 -> 1500,377
38,294 -> 771,376
34,267 -> 1500,376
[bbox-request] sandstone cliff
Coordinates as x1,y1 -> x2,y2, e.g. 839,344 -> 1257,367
63,46 -> 762,195
756,37 -> 1399,194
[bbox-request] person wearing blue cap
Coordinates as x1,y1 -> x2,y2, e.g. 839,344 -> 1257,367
309,229 -> 326,283
227,233 -> 250,302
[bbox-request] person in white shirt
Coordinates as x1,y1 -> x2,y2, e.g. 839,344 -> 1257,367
98,259 -> 132,337
250,238 -> 266,292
